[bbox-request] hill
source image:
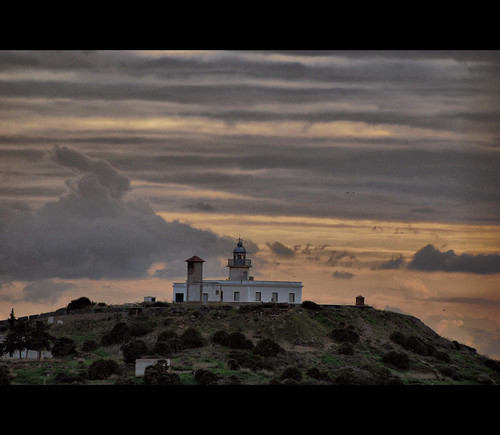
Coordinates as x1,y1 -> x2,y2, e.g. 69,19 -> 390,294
1,301 -> 499,385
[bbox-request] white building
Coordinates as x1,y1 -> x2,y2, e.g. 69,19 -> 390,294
172,239 -> 302,304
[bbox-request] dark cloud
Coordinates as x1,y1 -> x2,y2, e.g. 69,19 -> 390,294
408,244 -> 500,274
375,254 -> 406,270
0,146 -> 238,283
332,271 -> 354,279
22,279 -> 76,303
267,241 -> 296,258
52,145 -> 131,199
325,250 -> 358,267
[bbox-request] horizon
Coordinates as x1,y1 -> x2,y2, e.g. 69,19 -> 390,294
0,50 -> 499,359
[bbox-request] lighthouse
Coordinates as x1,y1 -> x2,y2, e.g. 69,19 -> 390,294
227,238 -> 252,281
172,238 -> 302,304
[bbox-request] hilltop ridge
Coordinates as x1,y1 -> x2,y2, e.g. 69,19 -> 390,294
1,301 -> 499,385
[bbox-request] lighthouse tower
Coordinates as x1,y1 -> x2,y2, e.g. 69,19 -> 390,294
227,238 -> 252,281
185,255 -> 204,302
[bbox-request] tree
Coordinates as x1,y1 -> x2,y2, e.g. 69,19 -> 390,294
26,321 -> 53,361
7,308 -> 16,327
51,337 -> 77,358
67,296 -> 93,312
3,317 -> 31,359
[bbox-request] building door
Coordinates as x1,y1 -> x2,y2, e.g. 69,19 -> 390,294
272,292 -> 278,302
203,293 -> 208,304
234,291 -> 240,302
289,293 -> 295,303
175,293 -> 184,302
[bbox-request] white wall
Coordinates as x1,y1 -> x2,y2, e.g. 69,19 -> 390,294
173,280 -> 302,304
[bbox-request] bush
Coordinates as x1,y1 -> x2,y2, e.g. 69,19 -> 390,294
212,330 -> 229,346
227,332 -> 253,350
55,371 -> 87,384
129,319 -> 155,337
194,368 -> 219,385
338,341 -> 354,355
301,300 -> 322,311
0,364 -> 11,385
253,338 -> 283,357
87,359 -> 119,380
157,330 -> 178,342
101,322 -> 131,346
280,366 -> 302,382
81,339 -> 99,352
389,331 -> 406,346
67,296 -> 93,312
306,367 -> 331,382
228,350 -> 272,372
121,340 -> 147,364
180,327 -> 205,349
144,361 -> 180,385
329,326 -> 360,344
390,332 -> 436,357
434,351 -> 451,363
382,350 -> 410,369
51,337 -> 77,358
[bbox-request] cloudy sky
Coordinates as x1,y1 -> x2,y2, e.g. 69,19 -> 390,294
1,50 -> 499,359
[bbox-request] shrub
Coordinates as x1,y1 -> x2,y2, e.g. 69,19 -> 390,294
81,339 -> 99,352
329,326 -> 360,344
180,327 -> 205,349
280,366 -> 302,382
389,331 -> 406,346
306,367 -> 331,382
121,340 -> 147,364
157,330 -> 178,342
129,319 -> 155,337
227,358 -> 240,370
144,361 -> 180,385
87,359 -> 119,380
55,371 -> 87,384
194,368 -> 219,385
382,350 -> 410,369
0,364 -> 11,385
253,338 -> 283,357
67,296 -> 93,312
153,340 -> 172,356
51,337 -> 77,358
227,332 -> 253,350
101,322 -> 131,346
338,341 -> 354,355
434,351 -> 451,363
212,330 -> 229,346
228,350 -> 272,372
390,331 -> 436,357
301,300 -> 322,311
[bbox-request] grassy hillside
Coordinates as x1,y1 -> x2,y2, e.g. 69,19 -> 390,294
2,302 -> 499,385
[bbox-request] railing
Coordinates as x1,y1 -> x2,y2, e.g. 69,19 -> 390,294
227,258 -> 252,267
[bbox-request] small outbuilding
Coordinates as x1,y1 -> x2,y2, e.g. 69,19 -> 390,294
356,295 -> 365,306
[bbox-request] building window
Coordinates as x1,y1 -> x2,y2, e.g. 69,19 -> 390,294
255,292 -> 261,302
289,293 -> 295,303
272,292 -> 278,302
234,291 -> 240,302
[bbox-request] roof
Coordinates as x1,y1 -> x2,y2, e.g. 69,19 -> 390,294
233,239 -> 246,253
185,255 -> 205,263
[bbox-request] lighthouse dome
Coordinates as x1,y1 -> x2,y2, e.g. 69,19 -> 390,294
233,239 -> 246,254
